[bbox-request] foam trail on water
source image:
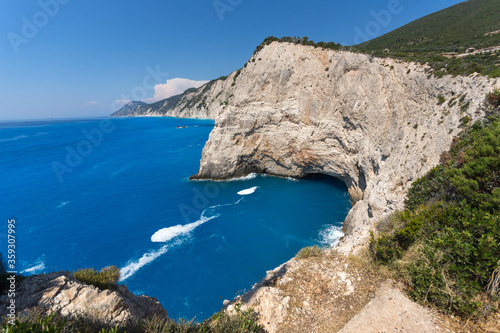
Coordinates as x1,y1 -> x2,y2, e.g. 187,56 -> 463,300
122,198 -> 244,281
237,186 -> 259,195
151,215 -> 218,243
152,198 -> 243,243
22,257 -> 46,274
56,201 -> 70,208
0,135 -> 29,143
318,225 -> 344,247
208,197 -> 244,209
119,239 -> 184,282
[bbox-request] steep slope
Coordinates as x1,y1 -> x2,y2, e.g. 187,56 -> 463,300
357,0 -> 500,52
189,42 -> 499,249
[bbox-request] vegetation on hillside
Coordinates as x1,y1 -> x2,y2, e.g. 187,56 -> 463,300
1,305 -> 262,333
369,94 -> 500,317
358,0 -> 500,53
355,0 -> 500,78
295,245 -> 324,260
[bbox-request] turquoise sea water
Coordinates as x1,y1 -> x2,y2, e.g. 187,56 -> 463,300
0,117 -> 351,320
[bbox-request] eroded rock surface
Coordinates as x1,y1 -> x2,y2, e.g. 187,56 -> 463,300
0,271 -> 168,324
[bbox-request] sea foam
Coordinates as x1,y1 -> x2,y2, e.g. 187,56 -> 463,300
22,257 -> 46,274
227,173 -> 257,181
151,215 -> 218,243
119,240 -> 183,281
318,225 -> 344,246
237,186 -> 258,195
121,198 -> 244,281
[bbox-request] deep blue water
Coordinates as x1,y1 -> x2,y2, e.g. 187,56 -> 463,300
0,117 -> 350,320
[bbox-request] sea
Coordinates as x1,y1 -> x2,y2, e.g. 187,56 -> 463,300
0,117 -> 351,320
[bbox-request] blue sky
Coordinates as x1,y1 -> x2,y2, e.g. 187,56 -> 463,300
0,0 -> 464,120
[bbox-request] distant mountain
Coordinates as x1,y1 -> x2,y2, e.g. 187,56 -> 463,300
110,78 -> 230,119
357,0 -> 500,52
112,101 -> 147,116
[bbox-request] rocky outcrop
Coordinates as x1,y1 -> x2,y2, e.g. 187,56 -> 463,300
0,271 -> 168,324
189,42 -> 499,249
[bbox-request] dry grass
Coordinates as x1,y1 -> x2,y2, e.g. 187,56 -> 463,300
487,262 -> 500,297
274,250 -> 387,332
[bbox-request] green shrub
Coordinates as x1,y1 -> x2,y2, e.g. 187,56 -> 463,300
72,266 -> 120,290
371,118 -> 500,317
2,313 -> 67,333
295,245 -> 324,260
488,90 -> 500,107
404,166 -> 451,211
204,304 -> 261,333
369,232 -> 402,264
404,203 -> 500,315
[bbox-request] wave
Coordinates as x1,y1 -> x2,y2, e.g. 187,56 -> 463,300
111,166 -> 129,176
318,225 -> 344,247
119,239 -> 184,282
152,197 -> 244,243
56,201 -> 70,208
122,197 -> 244,281
0,135 -> 29,143
226,173 -> 257,181
192,173 -> 258,183
151,215 -> 218,243
22,257 -> 46,274
237,186 -> 259,195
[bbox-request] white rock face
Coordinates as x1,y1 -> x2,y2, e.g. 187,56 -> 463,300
189,42 -> 499,248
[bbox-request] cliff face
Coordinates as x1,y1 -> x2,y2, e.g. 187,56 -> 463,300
188,42 -> 499,246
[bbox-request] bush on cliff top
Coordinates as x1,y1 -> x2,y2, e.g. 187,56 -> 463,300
370,109 -> 500,317
72,266 -> 120,290
254,36 -> 342,55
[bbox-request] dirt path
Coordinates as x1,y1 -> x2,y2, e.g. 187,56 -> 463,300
339,281 -> 442,333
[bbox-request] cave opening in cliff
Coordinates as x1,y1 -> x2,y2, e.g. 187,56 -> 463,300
300,173 -> 348,193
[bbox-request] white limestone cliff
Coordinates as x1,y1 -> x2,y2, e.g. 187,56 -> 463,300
189,42 -> 499,249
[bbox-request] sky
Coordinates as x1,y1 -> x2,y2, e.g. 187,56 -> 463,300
0,0 -> 464,120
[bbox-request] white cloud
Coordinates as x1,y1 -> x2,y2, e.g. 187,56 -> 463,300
86,100 -> 99,105
143,78 -> 209,104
